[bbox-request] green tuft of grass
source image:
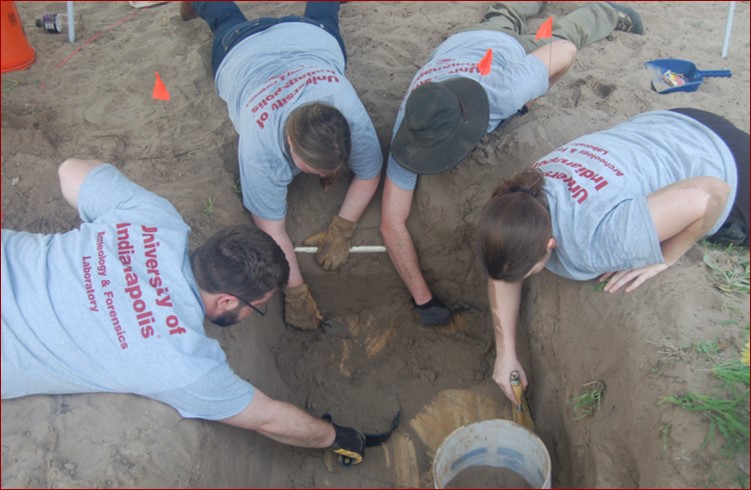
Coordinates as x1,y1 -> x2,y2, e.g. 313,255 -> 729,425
702,252 -> 749,296
660,357 -> 749,460
568,380 -> 605,421
203,196 -> 216,219
691,339 -> 720,357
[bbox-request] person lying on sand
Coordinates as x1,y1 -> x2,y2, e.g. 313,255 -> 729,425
181,1 -> 383,331
380,1 -> 644,326
475,108 -> 749,403
1,158 -> 367,464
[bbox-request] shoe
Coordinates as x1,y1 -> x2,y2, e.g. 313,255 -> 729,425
608,2 -> 643,35
180,1 -> 197,21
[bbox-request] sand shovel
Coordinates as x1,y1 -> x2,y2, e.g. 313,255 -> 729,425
644,58 -> 732,94
510,370 -> 534,431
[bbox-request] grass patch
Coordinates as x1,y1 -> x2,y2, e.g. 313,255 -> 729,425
660,341 -> 750,485
230,179 -> 242,195
690,339 -> 721,357
568,380 -> 605,421
203,197 -> 216,219
660,423 -> 671,457
701,243 -> 749,296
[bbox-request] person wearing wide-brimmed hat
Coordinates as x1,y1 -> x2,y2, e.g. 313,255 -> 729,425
380,2 -> 643,326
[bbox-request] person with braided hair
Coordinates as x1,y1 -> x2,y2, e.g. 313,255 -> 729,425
476,108 -> 749,403
381,2 -> 644,326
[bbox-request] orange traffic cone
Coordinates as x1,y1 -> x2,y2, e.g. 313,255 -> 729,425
1,1 -> 36,74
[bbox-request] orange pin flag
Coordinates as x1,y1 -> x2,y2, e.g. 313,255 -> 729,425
535,16 -> 553,40
152,71 -> 170,101
477,48 -> 493,76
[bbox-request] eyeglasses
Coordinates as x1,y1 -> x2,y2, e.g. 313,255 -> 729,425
234,294 -> 268,317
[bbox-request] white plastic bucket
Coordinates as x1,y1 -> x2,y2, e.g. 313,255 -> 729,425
432,419 -> 552,488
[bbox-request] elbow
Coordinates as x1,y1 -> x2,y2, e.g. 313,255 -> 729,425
57,158 -> 76,184
379,218 -> 393,244
379,214 -> 404,248
560,40 -> 577,67
708,178 -> 731,209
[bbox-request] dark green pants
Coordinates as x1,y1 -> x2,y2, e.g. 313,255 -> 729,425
456,2 -> 618,53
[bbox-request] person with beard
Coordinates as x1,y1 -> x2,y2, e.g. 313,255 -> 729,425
1,158 -> 367,463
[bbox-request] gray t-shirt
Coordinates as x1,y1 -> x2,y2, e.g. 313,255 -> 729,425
387,30 -> 549,190
215,23 -> 383,220
540,110 -> 737,280
1,164 -> 254,420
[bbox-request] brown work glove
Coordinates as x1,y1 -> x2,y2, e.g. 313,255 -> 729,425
303,215 -> 357,271
283,283 -> 323,331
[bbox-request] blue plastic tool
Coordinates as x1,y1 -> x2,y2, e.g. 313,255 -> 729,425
644,58 -> 732,94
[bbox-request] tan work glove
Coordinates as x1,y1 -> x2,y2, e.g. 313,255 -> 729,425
284,283 -> 323,331
303,215 -> 357,271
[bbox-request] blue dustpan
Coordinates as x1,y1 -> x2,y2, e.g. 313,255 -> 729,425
645,58 -> 732,94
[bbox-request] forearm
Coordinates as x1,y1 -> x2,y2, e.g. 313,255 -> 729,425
648,177 -> 731,266
382,218 -> 431,303
221,390 -> 335,448
381,179 -> 432,303
488,279 -> 522,359
252,215 -> 305,287
661,219 -> 717,266
337,175 -> 380,223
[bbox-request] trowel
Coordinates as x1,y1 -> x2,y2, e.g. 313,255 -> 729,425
645,58 -> 732,94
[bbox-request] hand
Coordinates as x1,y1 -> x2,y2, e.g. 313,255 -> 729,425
326,417 -> 366,466
411,295 -> 451,325
283,283 -> 323,330
599,263 -> 669,293
303,215 -> 356,271
493,353 -> 526,405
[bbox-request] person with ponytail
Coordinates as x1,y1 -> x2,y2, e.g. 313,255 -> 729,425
382,2 -> 644,326
476,108 -> 749,403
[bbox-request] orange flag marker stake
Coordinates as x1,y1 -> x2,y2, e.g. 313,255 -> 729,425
535,16 -> 553,40
477,48 -> 493,76
152,71 -> 171,101
534,16 -> 554,78
152,71 -> 177,157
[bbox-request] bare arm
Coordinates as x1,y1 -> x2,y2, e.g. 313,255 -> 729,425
488,278 -> 525,404
603,176 -> 731,293
530,39 -> 577,90
58,158 -> 106,210
252,214 -> 304,288
380,177 -> 432,304
220,389 -> 335,448
337,175 -> 380,223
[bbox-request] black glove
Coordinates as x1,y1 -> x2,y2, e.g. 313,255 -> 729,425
411,295 -> 451,325
326,416 -> 365,466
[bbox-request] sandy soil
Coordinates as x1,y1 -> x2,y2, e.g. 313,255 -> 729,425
2,1 -> 749,488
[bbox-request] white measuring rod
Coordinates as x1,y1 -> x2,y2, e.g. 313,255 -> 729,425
294,245 -> 387,253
